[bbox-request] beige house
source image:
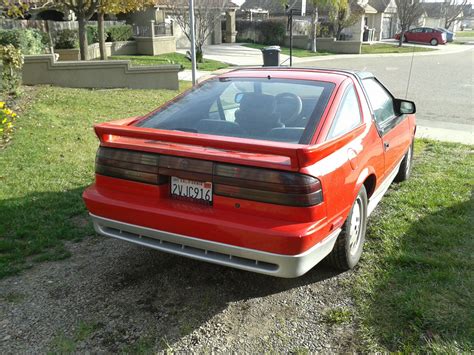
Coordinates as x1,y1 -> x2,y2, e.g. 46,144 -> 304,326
123,0 -> 239,49
343,0 -> 398,42
418,2 -> 463,32
364,0 -> 398,40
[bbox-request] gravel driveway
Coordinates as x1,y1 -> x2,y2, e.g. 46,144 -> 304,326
0,234 -> 359,353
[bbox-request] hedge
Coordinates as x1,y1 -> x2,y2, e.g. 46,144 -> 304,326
236,19 -> 286,45
86,25 -> 99,44
0,28 -> 47,55
54,29 -> 78,49
106,25 -> 133,42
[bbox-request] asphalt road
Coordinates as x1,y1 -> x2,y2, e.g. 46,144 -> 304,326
303,48 -> 474,128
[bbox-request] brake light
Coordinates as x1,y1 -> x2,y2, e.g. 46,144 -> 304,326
95,147 -> 167,185
95,147 -> 323,207
213,164 -> 322,206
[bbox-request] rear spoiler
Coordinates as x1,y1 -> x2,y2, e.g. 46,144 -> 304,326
94,118 -> 366,171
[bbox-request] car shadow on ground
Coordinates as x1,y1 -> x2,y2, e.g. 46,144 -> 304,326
361,196 -> 473,350
96,236 -> 343,350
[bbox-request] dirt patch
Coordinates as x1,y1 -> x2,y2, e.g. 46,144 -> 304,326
0,236 -> 360,352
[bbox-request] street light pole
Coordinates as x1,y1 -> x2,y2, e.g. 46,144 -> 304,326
189,0 -> 197,85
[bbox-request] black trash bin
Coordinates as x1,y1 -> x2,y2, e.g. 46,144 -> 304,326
261,46 -> 281,66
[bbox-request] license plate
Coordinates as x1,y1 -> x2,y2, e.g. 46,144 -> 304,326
170,177 -> 213,204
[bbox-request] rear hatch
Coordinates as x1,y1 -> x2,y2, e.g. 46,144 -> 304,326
91,118 -> 346,223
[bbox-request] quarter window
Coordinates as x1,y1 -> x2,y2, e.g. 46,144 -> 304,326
362,78 -> 396,125
327,85 -> 362,140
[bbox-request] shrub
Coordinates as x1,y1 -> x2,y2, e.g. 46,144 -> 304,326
257,19 -> 286,45
0,44 -> 23,96
106,25 -> 133,42
236,19 -> 286,45
54,29 -> 78,49
86,25 -> 99,44
0,28 -> 47,55
0,101 -> 17,145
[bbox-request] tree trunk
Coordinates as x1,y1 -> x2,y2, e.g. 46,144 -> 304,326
77,13 -> 88,60
398,29 -> 405,47
310,8 -> 318,52
336,25 -> 343,40
196,45 -> 203,63
98,11 -> 107,60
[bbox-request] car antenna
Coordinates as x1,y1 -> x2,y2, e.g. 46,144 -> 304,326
404,43 -> 416,98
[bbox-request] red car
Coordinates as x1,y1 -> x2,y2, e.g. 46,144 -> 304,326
83,68 -> 416,278
394,27 -> 447,46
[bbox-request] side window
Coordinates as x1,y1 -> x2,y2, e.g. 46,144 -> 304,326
361,78 -> 396,125
424,28 -> 433,33
327,85 -> 362,140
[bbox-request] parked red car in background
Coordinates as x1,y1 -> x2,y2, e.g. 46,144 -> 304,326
83,68 -> 416,278
394,27 -> 447,45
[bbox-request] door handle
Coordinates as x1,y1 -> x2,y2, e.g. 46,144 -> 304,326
384,142 -> 390,151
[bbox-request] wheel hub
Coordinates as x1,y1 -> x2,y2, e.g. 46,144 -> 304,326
349,197 -> 363,256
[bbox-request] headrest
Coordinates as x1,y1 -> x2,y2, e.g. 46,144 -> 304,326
239,93 -> 276,112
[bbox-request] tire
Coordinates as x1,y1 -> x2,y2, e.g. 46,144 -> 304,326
403,35 -> 408,43
394,140 -> 414,182
327,185 -> 368,270
430,38 -> 438,46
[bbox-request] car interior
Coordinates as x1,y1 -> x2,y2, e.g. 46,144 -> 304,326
138,78 -> 334,144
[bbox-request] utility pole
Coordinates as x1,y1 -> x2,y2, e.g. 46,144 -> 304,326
189,0 -> 197,85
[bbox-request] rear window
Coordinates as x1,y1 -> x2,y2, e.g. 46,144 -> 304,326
137,77 -> 335,144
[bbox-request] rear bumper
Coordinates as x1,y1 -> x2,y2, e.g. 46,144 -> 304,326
91,214 -> 340,278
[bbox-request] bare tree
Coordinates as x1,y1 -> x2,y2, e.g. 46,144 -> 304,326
164,0 -> 228,62
441,0 -> 467,30
395,0 -> 424,47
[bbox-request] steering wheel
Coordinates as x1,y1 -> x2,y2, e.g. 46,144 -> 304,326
275,92 -> 303,125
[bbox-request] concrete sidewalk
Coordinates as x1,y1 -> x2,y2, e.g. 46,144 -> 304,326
415,119 -> 473,145
178,42 -> 474,67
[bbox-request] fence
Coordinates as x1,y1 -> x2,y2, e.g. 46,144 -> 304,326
132,21 -> 173,38
0,19 -> 126,35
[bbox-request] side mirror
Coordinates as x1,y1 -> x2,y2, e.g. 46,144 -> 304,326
235,92 -> 244,104
394,99 -> 416,115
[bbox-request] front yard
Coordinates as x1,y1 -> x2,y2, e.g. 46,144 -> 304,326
110,53 -> 229,71
0,86 -> 472,352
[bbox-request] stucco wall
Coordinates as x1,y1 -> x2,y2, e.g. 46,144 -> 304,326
22,55 -> 180,90
135,36 -> 176,55
55,41 -> 137,61
284,36 -> 361,54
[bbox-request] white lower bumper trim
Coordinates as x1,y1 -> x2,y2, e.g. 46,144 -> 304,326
91,214 -> 340,278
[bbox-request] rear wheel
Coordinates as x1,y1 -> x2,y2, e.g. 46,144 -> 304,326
327,185 -> 368,270
394,140 -> 414,182
430,38 -> 438,46
403,35 -> 408,43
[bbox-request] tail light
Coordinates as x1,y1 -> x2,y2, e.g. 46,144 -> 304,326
95,147 -> 167,185
95,147 -> 323,207
213,164 -> 322,206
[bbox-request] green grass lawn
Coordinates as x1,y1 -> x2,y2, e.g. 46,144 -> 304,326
0,83 -> 191,278
455,30 -> 474,37
355,140 -> 473,352
361,43 -> 436,54
242,43 -> 334,57
110,53 -> 229,71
